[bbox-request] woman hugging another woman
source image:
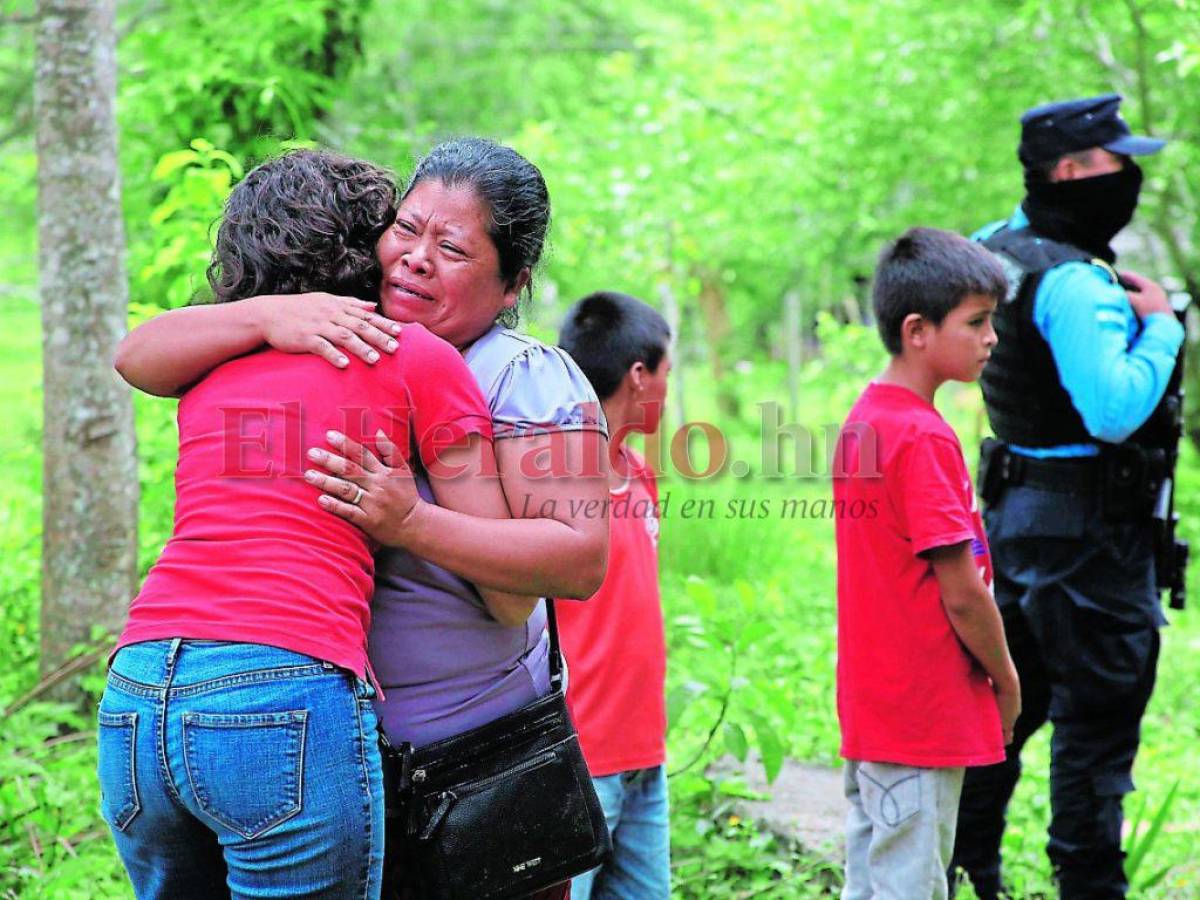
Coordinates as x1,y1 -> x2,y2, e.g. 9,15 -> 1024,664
108,141 -> 609,900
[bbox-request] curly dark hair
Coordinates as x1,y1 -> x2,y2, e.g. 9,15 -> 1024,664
207,149 -> 398,304
405,138 -> 550,326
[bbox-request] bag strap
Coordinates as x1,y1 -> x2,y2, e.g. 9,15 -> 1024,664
545,598 -> 564,691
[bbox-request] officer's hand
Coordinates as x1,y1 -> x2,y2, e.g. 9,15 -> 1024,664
1121,270 -> 1172,319
995,680 -> 1021,746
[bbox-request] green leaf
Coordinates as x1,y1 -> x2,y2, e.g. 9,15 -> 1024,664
751,717 -> 786,785
684,576 -> 719,617
666,682 -> 707,733
1125,780 -> 1180,883
1137,863 -> 1175,891
151,150 -> 200,181
723,722 -> 749,761
716,778 -> 769,801
736,619 -> 775,651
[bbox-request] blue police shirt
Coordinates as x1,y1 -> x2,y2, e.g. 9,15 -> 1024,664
975,208 -> 1184,458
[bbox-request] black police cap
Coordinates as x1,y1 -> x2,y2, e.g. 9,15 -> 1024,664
1017,93 -> 1165,167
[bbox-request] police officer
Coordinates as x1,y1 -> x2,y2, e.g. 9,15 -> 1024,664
950,94 -> 1184,899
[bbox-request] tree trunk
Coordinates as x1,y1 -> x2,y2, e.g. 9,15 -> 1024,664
783,289 -> 802,421
658,280 -> 686,429
36,0 -> 137,695
695,270 -> 740,420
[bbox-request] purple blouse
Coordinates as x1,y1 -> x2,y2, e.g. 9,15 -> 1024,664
369,325 -> 606,747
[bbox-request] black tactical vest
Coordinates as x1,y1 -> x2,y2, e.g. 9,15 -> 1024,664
980,226 -> 1180,452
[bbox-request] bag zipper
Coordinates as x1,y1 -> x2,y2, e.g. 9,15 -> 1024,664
449,747 -> 560,795
415,747 -> 561,840
413,745 -> 559,796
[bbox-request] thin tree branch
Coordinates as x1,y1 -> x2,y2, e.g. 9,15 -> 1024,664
44,730 -> 93,749
116,0 -> 166,42
668,642 -> 739,778
3,641 -> 114,716
23,820 -> 42,866
1122,0 -> 1155,131
1075,1 -> 1131,92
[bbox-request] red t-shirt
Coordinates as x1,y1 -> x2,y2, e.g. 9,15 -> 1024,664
833,382 -> 1003,767
117,324 -> 492,682
557,448 -> 666,776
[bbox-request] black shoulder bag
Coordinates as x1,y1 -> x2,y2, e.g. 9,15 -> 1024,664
381,600 -> 611,899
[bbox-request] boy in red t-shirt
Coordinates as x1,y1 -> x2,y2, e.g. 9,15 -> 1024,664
833,227 -> 1020,898
557,291 -> 672,900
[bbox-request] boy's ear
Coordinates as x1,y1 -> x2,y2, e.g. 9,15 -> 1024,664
900,313 -> 928,350
627,360 -> 648,392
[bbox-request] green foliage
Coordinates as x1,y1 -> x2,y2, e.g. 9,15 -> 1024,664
117,0 -> 370,165
670,800 -> 841,898
0,295 -> 129,896
1125,780 -> 1182,891
661,561 -> 843,894
0,697 -> 130,899
130,139 -> 244,309
111,0 -> 372,311
666,577 -> 804,784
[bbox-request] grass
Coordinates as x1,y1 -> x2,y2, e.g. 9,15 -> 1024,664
2,295 -> 1198,897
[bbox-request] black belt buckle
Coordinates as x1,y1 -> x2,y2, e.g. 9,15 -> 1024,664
380,737 -> 414,821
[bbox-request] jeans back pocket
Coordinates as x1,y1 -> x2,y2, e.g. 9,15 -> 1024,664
859,763 -> 922,829
183,710 -> 307,839
97,711 -> 141,832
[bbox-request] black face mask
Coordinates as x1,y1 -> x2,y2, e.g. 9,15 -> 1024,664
1021,162 -> 1143,262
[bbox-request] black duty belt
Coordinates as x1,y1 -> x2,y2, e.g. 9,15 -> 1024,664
980,438 -> 1168,521
993,447 -> 1103,493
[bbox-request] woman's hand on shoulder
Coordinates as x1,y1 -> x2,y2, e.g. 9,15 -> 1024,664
251,293 -> 403,368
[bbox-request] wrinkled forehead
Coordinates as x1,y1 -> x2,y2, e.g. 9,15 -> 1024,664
400,181 -> 494,254
403,176 -> 487,218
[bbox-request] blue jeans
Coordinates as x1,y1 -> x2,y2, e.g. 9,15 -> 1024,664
570,765 -> 670,900
97,640 -> 384,899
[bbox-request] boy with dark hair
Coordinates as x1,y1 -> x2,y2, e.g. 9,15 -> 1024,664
557,291 -> 672,900
833,227 -> 1020,899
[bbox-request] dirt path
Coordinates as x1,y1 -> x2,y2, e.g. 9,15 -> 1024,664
709,756 -> 848,858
